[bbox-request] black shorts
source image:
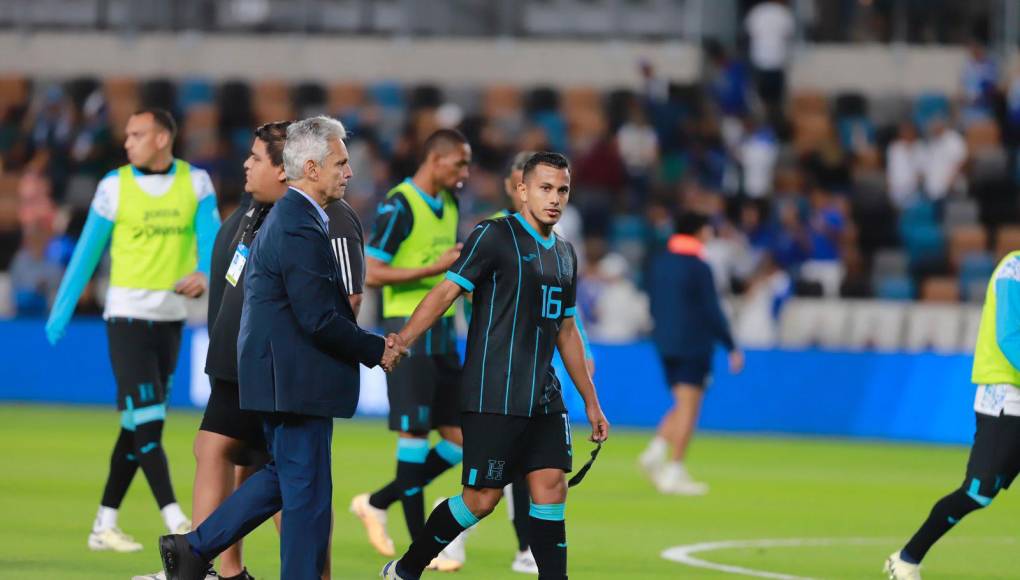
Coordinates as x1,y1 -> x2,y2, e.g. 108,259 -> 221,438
461,412 -> 573,489
963,412 -> 1020,497
660,354 -> 712,389
106,318 -> 183,411
199,377 -> 269,466
387,353 -> 462,434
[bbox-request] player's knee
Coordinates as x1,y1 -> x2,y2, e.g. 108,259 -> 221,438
463,488 -> 502,518
960,476 -> 1004,509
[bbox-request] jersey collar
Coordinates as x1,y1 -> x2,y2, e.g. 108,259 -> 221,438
668,234 -> 705,258
513,212 -> 555,250
404,178 -> 445,216
131,159 -> 177,177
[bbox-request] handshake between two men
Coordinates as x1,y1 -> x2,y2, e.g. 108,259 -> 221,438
380,333 -> 410,372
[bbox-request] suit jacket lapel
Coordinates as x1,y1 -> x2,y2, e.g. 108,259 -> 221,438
286,189 -> 356,316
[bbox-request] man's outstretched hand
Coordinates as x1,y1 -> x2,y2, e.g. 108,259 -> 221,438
381,333 -> 409,372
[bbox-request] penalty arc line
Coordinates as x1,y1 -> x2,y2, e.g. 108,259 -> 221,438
661,537 -> 1019,580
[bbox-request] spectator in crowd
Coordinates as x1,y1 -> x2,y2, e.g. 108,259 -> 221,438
10,172 -> 61,315
704,40 -> 751,150
589,252 -> 652,343
960,35 -> 999,125
922,116 -> 968,202
616,103 -> 659,208
738,118 -> 780,199
70,90 -> 116,182
29,85 -> 76,201
886,121 -> 925,209
733,253 -> 791,348
745,0 -> 796,123
799,186 -> 845,296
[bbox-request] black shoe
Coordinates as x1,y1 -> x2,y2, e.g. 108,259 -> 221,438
219,568 -> 255,580
159,534 -> 211,580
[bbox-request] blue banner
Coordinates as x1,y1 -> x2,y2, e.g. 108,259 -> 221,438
0,319 -> 976,444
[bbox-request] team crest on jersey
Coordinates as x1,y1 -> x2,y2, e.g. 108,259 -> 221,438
487,459 -> 506,481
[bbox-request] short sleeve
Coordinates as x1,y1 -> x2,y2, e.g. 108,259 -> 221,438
192,168 -> 217,203
366,193 -> 413,263
90,173 -> 119,221
561,242 -> 578,318
445,221 -> 498,293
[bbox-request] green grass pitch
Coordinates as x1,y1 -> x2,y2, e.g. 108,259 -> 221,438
0,405 -> 1017,579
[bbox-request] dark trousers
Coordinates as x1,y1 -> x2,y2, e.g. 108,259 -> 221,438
187,413 -> 333,580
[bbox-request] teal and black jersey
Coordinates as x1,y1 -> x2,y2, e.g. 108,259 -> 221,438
445,213 -> 578,417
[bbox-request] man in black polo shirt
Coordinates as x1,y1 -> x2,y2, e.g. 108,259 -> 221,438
381,152 -> 609,580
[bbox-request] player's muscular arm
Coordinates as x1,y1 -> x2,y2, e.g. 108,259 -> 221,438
365,243 -> 463,287
397,279 -> 464,347
557,317 -> 610,443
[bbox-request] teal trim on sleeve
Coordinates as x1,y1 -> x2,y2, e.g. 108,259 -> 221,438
995,278 -> 1020,370
456,223 -> 491,275
194,195 -> 220,276
563,306 -> 576,317
396,438 -> 430,463
366,247 -> 394,263
448,495 -> 480,528
435,439 -> 464,465
46,209 -> 113,345
446,271 -> 475,292
529,502 -> 566,521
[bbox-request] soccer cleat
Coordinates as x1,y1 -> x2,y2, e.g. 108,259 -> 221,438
655,463 -> 709,496
88,527 -> 143,552
637,449 -> 664,479
351,493 -> 395,557
159,534 -> 212,580
511,547 -> 539,575
218,568 -> 255,580
380,560 -> 409,579
884,551 -> 922,580
172,519 -> 193,535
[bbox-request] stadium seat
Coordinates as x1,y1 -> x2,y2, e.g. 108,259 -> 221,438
871,249 -> 909,280
904,303 -> 964,353
64,174 -> 98,210
869,94 -> 910,129
178,77 -> 215,112
789,90 -> 828,115
103,77 -> 140,139
947,224 -> 987,271
920,276 -> 960,302
0,75 -> 30,118
140,78 -> 177,113
966,119 -> 1001,151
995,224 -> 1020,259
913,92 -> 951,131
959,252 -> 995,302
293,81 -> 327,118
943,198 -> 979,228
252,80 -> 294,125
875,275 -> 915,300
846,300 -> 906,351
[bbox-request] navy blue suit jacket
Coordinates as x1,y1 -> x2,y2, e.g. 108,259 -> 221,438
238,188 -> 385,418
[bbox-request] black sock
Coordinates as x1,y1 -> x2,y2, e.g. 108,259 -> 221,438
529,504 -> 567,580
398,460 -> 427,540
100,427 -> 140,509
422,441 -> 461,484
369,480 -> 401,510
510,476 -> 531,551
902,486 -> 986,563
398,496 -> 480,578
133,420 -> 177,508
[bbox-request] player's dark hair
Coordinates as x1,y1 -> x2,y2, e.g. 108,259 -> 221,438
132,107 -> 177,139
675,211 -> 711,236
422,128 -> 468,161
254,120 -> 293,167
521,151 -> 570,181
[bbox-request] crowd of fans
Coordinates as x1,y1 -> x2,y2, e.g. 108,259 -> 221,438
1,5 -> 1018,344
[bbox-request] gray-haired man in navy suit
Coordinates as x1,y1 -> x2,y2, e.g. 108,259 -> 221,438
158,116 -> 408,580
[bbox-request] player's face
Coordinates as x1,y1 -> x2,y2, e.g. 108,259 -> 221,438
433,143 -> 472,191
519,164 -> 570,227
315,138 -> 353,202
503,168 -> 525,212
124,113 -> 170,169
244,138 -> 287,203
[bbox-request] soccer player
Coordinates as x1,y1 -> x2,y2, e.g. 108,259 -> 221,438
489,150 -> 595,575
381,151 -> 610,580
350,130 -> 469,568
638,212 -> 743,495
884,251 -> 1020,580
45,108 -> 220,551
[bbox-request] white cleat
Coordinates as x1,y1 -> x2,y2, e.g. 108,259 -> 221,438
637,450 -> 663,479
352,492 -> 395,557
381,560 -> 408,579
87,527 -> 143,552
172,519 -> 192,535
428,497 -> 470,572
655,463 -> 709,496
884,551 -> 922,580
511,547 -> 539,575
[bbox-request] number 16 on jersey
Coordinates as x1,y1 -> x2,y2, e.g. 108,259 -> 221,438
541,285 -> 562,319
